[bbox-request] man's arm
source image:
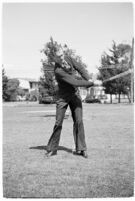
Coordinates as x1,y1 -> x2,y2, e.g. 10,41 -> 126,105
55,68 -> 93,87
69,57 -> 90,81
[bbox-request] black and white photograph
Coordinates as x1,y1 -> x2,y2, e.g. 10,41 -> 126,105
2,0 -> 134,198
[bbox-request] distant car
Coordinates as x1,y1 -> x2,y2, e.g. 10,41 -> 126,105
39,95 -> 55,104
84,95 -> 101,103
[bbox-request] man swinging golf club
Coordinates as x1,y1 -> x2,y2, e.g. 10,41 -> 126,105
45,39 -> 101,158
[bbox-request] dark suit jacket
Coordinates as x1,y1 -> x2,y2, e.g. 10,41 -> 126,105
54,56 -> 94,99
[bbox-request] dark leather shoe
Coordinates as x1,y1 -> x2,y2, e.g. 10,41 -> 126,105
72,150 -> 81,155
80,150 -> 88,158
45,150 -> 57,157
73,150 -> 88,158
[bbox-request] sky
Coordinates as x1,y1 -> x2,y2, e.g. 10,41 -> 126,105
2,2 -> 133,79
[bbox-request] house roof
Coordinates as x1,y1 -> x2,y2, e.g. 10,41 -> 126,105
17,77 -> 39,82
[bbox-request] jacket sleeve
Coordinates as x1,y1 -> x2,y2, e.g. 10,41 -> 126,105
69,57 -> 90,80
55,68 -> 93,87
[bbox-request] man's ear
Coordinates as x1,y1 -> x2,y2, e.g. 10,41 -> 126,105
53,56 -> 61,64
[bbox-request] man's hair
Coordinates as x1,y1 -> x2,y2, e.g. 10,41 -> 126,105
42,37 -> 71,72
44,37 -> 63,60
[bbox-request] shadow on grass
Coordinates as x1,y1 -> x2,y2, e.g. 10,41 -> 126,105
30,114 -> 69,119
29,145 -> 72,153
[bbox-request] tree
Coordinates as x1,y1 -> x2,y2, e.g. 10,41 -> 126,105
6,78 -> 20,101
17,87 -> 25,97
39,61 -> 56,97
98,41 -> 132,103
2,68 -> 9,101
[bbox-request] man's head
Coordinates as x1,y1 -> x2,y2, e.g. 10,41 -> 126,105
55,47 -> 65,63
44,39 -> 65,64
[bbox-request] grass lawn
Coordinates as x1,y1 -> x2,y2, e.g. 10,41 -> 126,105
3,102 -> 134,198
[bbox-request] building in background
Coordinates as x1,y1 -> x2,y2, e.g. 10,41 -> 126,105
17,78 -> 39,101
79,85 -> 105,101
18,78 -> 39,92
